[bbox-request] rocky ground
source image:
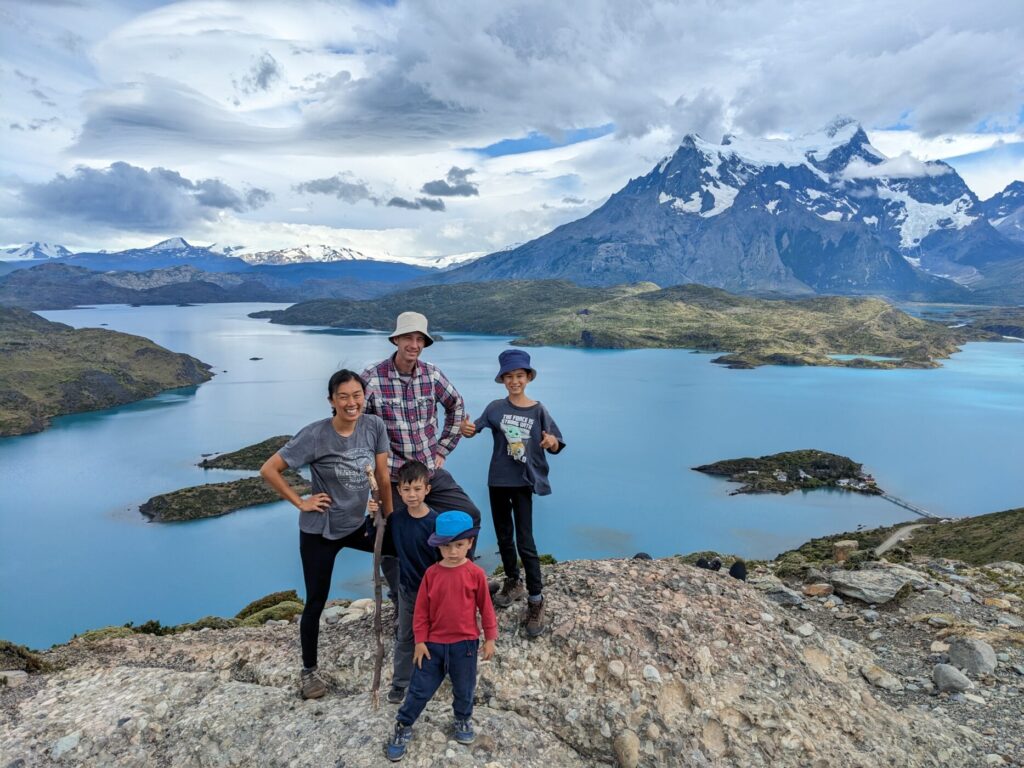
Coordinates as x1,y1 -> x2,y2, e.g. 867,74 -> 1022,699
1,554 -> 1021,767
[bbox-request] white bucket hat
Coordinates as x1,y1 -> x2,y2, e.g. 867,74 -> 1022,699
389,311 -> 434,347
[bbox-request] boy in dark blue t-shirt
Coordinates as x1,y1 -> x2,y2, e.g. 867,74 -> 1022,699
386,460 -> 440,704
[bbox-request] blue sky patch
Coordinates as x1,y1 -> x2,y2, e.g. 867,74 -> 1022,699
471,124 -> 615,157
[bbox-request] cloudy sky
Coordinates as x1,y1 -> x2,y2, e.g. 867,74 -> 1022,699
2,0 -> 1023,262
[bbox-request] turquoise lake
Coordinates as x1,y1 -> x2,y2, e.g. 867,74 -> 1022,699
2,303 -> 1023,648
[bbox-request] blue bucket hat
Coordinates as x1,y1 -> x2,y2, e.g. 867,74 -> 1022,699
495,349 -> 536,383
427,511 -> 480,547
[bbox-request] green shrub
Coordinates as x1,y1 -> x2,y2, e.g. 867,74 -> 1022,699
75,626 -> 136,643
0,640 -> 50,673
236,590 -> 302,620
178,616 -> 240,632
239,601 -> 304,627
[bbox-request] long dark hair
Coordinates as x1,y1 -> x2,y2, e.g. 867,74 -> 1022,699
327,369 -> 367,415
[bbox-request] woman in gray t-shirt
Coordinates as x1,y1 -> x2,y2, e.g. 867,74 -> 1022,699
260,369 -> 393,699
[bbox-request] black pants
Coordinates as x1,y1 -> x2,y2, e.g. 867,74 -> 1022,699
299,519 -> 397,669
389,467 -> 481,558
488,485 -> 542,597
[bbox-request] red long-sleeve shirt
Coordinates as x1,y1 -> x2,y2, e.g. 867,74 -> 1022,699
413,560 -> 498,644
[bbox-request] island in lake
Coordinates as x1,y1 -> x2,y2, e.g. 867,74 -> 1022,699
0,307 -> 212,437
693,449 -> 883,495
250,280 -> 999,369
141,436 -> 304,522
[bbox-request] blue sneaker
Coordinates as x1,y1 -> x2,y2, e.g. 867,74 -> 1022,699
386,722 -> 413,761
453,718 -> 475,745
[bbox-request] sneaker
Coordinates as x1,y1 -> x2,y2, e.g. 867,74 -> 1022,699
493,576 -> 526,608
524,596 -> 546,638
300,667 -> 327,699
386,685 -> 406,704
453,718 -> 475,745
386,722 -> 413,761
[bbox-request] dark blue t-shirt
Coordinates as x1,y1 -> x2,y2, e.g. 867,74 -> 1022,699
473,399 -> 565,495
389,507 -> 440,594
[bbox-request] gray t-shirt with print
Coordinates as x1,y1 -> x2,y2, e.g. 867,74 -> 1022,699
278,415 -> 389,539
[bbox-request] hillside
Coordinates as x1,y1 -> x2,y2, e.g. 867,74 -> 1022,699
251,280 -> 992,368
0,308 -> 213,436
6,555 -> 1019,767
781,507 -> 1024,566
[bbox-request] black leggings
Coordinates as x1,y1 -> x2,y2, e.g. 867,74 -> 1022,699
488,486 -> 542,597
299,520 -> 396,669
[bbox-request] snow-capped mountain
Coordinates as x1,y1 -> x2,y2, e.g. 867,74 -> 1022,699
979,181 -> 1024,243
438,118 -> 1023,300
0,242 -> 72,261
239,244 -> 366,265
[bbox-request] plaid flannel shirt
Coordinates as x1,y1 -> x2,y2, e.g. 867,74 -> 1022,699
362,355 -> 465,481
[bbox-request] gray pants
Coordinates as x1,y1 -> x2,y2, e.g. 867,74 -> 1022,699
392,584 -> 417,689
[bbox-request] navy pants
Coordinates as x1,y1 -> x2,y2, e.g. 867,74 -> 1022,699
396,639 -> 478,725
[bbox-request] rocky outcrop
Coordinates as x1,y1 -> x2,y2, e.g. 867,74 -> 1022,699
1,558 -> 1007,767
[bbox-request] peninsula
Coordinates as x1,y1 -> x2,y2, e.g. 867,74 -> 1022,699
139,472 -> 309,523
141,437 -> 302,522
249,280 -> 992,368
693,449 -> 883,495
0,308 -> 213,437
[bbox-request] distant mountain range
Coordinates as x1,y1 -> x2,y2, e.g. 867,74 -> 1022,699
436,119 -> 1024,302
6,122 -> 1024,306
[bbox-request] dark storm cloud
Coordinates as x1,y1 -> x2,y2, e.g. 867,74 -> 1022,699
421,166 -> 479,197
387,196 -> 445,212
19,162 -> 270,230
294,174 -> 379,204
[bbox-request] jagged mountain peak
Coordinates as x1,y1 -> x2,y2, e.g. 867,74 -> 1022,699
151,237 -> 192,251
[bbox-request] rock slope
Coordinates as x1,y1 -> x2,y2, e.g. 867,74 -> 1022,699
5,557 -> 1017,767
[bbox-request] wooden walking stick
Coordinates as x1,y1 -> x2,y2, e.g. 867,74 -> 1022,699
365,464 -> 387,709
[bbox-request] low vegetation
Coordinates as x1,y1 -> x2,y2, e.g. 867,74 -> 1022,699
251,280 -> 991,368
0,307 -> 212,436
777,507 -> 1024,565
199,436 -> 292,470
139,472 -> 309,522
693,449 -> 882,495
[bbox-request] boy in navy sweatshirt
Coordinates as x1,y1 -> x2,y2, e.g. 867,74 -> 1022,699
386,511 -> 497,762
386,460 -> 440,704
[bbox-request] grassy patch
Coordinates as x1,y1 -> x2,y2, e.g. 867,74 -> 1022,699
251,281 -> 975,369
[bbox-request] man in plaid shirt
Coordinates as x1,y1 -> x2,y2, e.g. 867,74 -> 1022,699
362,311 -> 481,525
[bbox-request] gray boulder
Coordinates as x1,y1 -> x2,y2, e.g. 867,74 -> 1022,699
829,570 -> 912,604
948,637 -> 997,676
933,664 -> 973,693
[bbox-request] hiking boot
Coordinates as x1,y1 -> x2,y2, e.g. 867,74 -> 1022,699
386,721 -> 413,761
386,685 -> 406,704
493,576 -> 526,608
524,596 -> 546,638
453,718 -> 475,745
300,667 -> 327,699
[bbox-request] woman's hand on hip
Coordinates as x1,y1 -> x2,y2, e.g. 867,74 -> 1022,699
298,493 -> 332,513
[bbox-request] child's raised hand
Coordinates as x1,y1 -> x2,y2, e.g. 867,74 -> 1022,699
413,642 -> 431,668
460,415 -> 476,438
481,639 -> 495,660
540,431 -> 559,451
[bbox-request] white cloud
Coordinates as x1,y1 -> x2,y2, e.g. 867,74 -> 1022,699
842,152 -> 952,180
0,0 -> 1022,257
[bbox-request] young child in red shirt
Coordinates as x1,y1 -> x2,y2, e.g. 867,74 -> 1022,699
386,511 -> 497,762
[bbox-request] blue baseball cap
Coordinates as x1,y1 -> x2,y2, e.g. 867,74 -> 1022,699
495,348 -> 536,383
427,511 -> 480,546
